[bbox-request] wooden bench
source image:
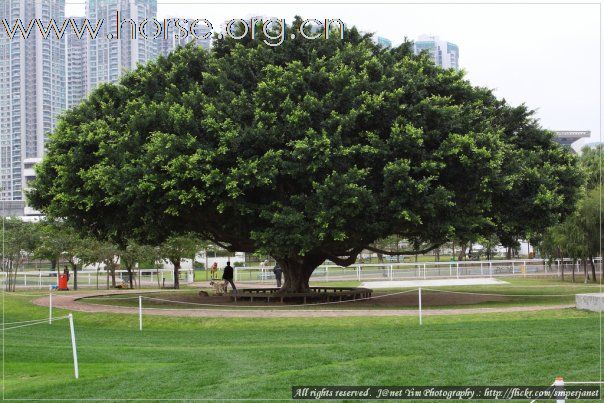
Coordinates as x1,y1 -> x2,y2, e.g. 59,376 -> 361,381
231,287 -> 373,303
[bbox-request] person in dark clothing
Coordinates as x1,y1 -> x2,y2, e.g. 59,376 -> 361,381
273,263 -> 283,288
222,261 -> 237,293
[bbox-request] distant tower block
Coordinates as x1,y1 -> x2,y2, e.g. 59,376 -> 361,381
553,130 -> 590,148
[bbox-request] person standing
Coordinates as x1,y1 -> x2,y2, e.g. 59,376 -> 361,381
273,263 -> 283,288
222,261 -> 237,294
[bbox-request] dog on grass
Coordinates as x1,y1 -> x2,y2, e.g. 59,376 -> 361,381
209,280 -> 228,295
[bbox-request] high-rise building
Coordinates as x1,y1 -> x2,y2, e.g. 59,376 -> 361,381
66,17 -> 88,109
86,0 -> 158,91
157,17 -> 211,58
0,0 -> 66,215
414,35 -> 459,70
375,36 -> 392,48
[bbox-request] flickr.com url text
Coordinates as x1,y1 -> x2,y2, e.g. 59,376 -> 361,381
0,15 -> 344,46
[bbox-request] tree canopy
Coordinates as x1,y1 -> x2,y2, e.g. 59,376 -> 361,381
29,19 -> 581,291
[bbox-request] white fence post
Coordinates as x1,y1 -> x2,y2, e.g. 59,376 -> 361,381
456,263 -> 459,279
423,263 -> 427,279
389,265 -> 393,280
554,377 -> 564,403
139,296 -> 143,331
357,265 -> 360,281
68,313 -> 79,379
39,272 -> 42,288
418,288 -> 423,325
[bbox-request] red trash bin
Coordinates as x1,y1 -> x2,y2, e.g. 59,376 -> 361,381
58,274 -> 69,291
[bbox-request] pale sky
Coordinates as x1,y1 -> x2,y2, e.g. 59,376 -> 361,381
66,1 -> 601,149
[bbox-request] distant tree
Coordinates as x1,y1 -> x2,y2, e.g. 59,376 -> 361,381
91,241 -> 121,288
477,235 -> 499,260
34,220 -> 63,275
29,19 -> 581,292
35,220 -> 94,290
575,187 -> 601,282
579,145 -> 603,190
490,106 -> 582,254
2,218 -> 39,291
120,242 -> 158,289
159,234 -> 203,289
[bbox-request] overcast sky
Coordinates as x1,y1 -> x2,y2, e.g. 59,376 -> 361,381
66,1 -> 601,149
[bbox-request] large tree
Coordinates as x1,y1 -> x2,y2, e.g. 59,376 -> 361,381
29,19 -> 580,292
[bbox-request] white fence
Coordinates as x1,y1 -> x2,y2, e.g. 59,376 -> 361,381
1,268 -> 195,289
233,258 -> 603,283
3,258 -> 601,289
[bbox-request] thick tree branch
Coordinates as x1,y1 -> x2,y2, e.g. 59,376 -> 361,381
325,247 -> 363,267
366,243 -> 442,256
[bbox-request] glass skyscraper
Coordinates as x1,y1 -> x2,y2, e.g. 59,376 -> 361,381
0,0 -> 66,215
157,17 -> 211,58
86,0 -> 158,91
414,35 -> 459,70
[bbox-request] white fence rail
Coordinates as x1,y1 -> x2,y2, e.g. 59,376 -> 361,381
233,258 -> 603,283
1,268 -> 194,289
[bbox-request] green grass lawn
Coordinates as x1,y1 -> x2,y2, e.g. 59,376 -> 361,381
2,286 -> 602,400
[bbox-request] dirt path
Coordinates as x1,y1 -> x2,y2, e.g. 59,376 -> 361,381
31,290 -> 575,318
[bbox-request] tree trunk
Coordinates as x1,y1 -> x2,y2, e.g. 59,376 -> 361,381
127,265 -> 134,289
69,261 -> 78,290
109,265 -> 116,288
172,259 -> 181,289
590,257 -> 597,283
583,258 -> 588,284
557,248 -> 563,281
458,242 -> 467,261
278,259 -> 315,293
571,260 -> 575,283
12,259 -> 21,292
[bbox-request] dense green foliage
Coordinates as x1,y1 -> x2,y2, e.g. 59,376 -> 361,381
29,19 -> 581,291
540,146 -> 601,282
578,144 -> 602,189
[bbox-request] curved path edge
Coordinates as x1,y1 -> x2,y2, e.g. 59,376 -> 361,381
31,291 -> 576,318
